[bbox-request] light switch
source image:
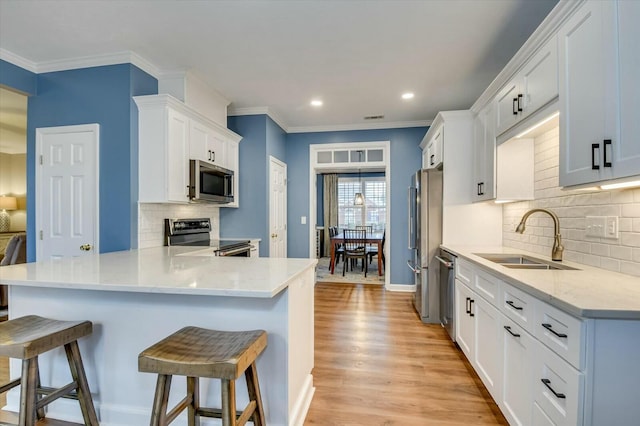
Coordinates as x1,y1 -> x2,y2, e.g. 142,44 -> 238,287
301,216 -> 307,225
605,216 -> 619,239
586,216 -> 606,238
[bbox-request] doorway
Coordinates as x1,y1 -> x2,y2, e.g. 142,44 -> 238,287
309,141 -> 391,288
269,156 -> 287,257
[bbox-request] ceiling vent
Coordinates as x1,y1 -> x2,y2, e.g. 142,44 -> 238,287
363,115 -> 385,120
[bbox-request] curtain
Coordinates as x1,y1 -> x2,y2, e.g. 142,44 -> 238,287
323,173 -> 338,257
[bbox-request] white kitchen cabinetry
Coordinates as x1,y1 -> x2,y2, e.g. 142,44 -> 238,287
454,279 -> 475,360
189,120 -> 226,167
135,94 -> 242,205
472,102 -> 496,201
559,0 -> 640,187
473,294 -> 503,402
137,100 -> 190,203
422,124 -> 443,169
496,35 -> 558,136
501,317 -> 535,426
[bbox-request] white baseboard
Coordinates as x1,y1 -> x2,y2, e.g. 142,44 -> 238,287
385,283 -> 416,292
289,374 -> 315,426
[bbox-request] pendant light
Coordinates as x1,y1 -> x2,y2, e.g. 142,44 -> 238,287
353,150 -> 364,206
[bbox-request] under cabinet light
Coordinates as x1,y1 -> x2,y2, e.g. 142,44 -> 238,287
516,111 -> 560,138
600,180 -> 640,190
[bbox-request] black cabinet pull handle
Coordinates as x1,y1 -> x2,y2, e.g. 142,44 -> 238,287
517,94 -> 523,112
513,98 -> 518,115
477,183 -> 481,196
430,154 -> 435,165
466,297 -> 471,314
478,182 -> 484,196
211,151 -> 215,162
506,300 -> 523,311
469,299 -> 475,317
504,325 -> 521,338
592,143 -> 600,170
603,139 -> 612,167
542,323 -> 567,338
541,379 -> 566,399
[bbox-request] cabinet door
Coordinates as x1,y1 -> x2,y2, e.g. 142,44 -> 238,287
614,0 -> 640,180
208,131 -> 226,167
473,103 -> 496,202
224,140 -> 239,208
189,120 -> 209,163
496,80 -> 520,135
521,35 -> 558,119
474,295 -> 503,401
166,109 -> 189,202
559,0 -> 618,186
501,318 -> 535,426
455,280 -> 475,361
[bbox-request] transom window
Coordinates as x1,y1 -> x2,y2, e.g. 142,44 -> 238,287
337,176 -> 386,230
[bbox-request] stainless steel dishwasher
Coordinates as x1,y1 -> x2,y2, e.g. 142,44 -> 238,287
436,249 -> 456,341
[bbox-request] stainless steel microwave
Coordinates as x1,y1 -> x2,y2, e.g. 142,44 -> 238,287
189,159 -> 234,203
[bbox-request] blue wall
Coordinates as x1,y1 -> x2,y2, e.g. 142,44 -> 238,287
286,127 -> 427,285
2,62 -> 157,260
222,115 -> 287,256
0,59 -> 37,95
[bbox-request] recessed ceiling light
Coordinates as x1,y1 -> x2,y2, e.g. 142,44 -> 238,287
402,92 -> 414,100
311,100 -> 323,107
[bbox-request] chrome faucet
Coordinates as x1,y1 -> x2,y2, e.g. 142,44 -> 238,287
515,208 -> 564,261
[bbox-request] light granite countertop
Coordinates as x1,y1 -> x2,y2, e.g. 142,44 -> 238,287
442,245 -> 640,320
0,246 -> 317,298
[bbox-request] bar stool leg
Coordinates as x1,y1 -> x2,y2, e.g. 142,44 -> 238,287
150,374 -> 171,426
221,379 -> 236,426
187,376 -> 200,426
245,362 -> 265,426
18,357 -> 38,426
35,360 -> 46,420
64,341 -> 99,426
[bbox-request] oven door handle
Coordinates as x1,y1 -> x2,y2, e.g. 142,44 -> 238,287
216,246 -> 251,256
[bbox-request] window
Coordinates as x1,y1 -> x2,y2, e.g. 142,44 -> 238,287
337,176 -> 386,230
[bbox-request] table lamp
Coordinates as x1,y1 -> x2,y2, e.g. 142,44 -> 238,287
0,196 -> 17,232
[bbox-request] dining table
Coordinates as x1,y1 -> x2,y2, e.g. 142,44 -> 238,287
329,231 -> 384,276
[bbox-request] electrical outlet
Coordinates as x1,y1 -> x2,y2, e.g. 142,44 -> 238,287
605,216 -> 619,239
301,216 -> 307,225
586,216 -> 606,238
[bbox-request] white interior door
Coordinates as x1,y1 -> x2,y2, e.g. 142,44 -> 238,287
36,124 -> 99,260
269,156 -> 287,258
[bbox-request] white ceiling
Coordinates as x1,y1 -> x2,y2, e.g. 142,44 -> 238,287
0,0 -> 557,132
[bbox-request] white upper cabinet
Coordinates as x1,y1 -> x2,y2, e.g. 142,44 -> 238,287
135,94 -> 242,205
496,35 -> 558,136
559,0 -> 640,187
422,124 -> 443,169
473,102 -> 496,202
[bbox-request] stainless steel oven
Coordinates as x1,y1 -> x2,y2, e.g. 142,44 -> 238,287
436,249 -> 456,341
164,218 -> 251,256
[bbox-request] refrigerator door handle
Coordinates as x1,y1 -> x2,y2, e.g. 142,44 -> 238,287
407,260 -> 420,274
435,255 -> 454,269
408,187 -> 417,249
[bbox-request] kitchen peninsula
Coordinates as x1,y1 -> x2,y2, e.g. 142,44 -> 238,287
0,247 -> 317,426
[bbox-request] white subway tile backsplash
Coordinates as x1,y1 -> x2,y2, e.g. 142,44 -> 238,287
503,127 -> 640,278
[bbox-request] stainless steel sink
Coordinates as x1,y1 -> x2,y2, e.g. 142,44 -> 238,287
474,253 -> 579,271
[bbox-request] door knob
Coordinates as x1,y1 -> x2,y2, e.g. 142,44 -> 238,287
271,233 -> 277,238
80,244 -> 92,251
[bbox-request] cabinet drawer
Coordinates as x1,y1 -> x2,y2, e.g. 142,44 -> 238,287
533,341 -> 583,426
535,301 -> 585,369
474,269 -> 501,308
456,258 -> 474,286
501,283 -> 536,335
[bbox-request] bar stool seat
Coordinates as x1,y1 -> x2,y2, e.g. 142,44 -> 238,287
139,326 -> 267,426
0,315 -> 99,426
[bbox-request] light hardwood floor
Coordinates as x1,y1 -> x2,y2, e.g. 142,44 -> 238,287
305,282 -> 508,425
0,283 -> 507,425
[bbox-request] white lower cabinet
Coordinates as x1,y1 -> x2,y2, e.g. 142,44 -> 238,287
473,295 -> 503,401
501,318 -> 535,426
455,279 -> 475,360
533,403 -> 556,426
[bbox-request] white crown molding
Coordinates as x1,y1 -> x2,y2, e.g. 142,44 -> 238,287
471,0 -> 584,112
288,120 -> 431,134
228,106 -> 290,133
0,48 -> 38,73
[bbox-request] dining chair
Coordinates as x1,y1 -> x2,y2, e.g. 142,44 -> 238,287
328,226 -> 345,268
342,229 -> 368,277
367,229 -> 386,271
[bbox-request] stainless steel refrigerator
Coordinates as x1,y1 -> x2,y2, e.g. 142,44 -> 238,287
408,168 -> 443,323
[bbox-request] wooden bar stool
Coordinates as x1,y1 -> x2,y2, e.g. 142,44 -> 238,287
0,315 -> 99,426
138,326 -> 267,426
